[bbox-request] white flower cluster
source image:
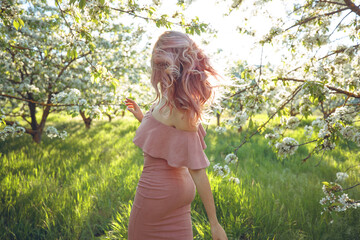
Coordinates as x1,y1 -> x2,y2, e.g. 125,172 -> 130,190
266,106 -> 277,117
322,138 -> 336,151
229,177 -> 240,184
78,99 -> 88,106
213,163 -> 230,177
285,116 -> 300,129
299,97 -> 312,116
0,123 -> 26,141
104,92 -> 115,102
45,126 -> 67,140
354,132 -> 360,146
335,172 -> 349,182
275,137 -> 299,158
245,98 -> 260,114
224,153 -> 238,164
318,126 -> 331,139
261,26 -> 283,43
320,182 -> 359,214
304,125 -> 313,139
302,32 -> 330,50
233,111 -> 249,127
215,126 -> 227,134
265,132 -> 280,146
88,105 -> 102,119
51,88 -> 81,105
340,126 -> 355,140
312,117 -> 326,128
330,106 -> 355,124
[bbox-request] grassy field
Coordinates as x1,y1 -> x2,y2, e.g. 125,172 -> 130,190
0,114 -> 359,240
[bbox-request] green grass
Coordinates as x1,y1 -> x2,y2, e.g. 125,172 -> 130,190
0,114 -> 359,240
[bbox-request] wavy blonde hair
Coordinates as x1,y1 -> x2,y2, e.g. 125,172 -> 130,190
150,31 -> 218,127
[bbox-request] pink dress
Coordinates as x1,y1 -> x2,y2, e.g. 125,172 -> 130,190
128,105 -> 210,240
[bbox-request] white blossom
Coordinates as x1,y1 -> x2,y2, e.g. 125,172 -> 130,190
336,172 -> 349,182
215,126 -> 227,134
46,126 -> 67,140
234,111 -> 248,127
46,126 -> 59,139
304,125 -> 313,139
323,138 -> 336,150
229,177 -> 240,184
312,117 -> 326,128
213,163 -> 230,178
331,106 -> 355,124
78,99 -> 87,106
340,126 -> 355,140
224,153 -> 238,164
0,123 -> 26,140
318,126 -> 331,139
275,137 -> 299,158
104,92 -> 115,102
353,132 -> 360,146
88,105 -> 102,119
286,116 -> 300,129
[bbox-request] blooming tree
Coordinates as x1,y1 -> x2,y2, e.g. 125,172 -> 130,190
0,0 -> 210,142
213,0 -> 360,215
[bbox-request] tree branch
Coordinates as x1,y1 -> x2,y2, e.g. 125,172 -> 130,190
341,183 -> 360,192
319,0 -> 347,6
343,0 -> 360,16
56,51 -> 92,80
285,7 -> 350,32
234,84 -> 304,155
0,93 -> 74,107
277,78 -> 360,98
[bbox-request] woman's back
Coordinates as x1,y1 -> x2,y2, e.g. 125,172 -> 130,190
151,99 -> 198,132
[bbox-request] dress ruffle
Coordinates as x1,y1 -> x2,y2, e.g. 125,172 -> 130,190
133,109 -> 210,170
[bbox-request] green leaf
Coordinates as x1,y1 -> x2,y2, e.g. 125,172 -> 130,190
88,42 -> 95,52
322,181 -> 329,186
18,18 -> 24,28
79,0 -> 86,9
13,19 -> 20,30
195,27 -> 201,35
67,48 -> 72,58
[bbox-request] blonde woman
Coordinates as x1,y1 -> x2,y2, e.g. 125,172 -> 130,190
125,31 -> 227,240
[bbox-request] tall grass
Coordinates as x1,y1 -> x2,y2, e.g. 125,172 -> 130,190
0,114 -> 359,239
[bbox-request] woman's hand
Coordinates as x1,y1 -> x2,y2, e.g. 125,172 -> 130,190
210,221 -> 228,240
124,98 -> 143,122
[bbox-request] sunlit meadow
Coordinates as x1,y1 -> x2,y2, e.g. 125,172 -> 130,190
1,113 -> 359,240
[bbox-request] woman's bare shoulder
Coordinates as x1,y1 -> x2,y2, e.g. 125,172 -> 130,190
154,104 -> 198,132
171,109 -> 198,132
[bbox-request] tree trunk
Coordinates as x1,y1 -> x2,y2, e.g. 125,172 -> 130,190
216,112 -> 221,126
27,92 -> 52,144
106,113 -> 112,122
80,110 -> 92,129
32,128 -> 43,143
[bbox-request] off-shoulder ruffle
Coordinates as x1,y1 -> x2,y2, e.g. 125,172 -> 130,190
133,110 -> 209,170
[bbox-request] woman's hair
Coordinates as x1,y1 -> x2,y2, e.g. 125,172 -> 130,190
150,31 -> 218,127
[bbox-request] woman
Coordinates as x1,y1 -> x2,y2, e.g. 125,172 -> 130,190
125,31 -> 227,240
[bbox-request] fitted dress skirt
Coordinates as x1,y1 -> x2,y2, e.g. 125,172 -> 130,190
128,153 -> 196,240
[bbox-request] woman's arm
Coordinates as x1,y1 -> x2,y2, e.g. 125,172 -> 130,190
124,98 -> 143,122
188,168 -> 228,240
